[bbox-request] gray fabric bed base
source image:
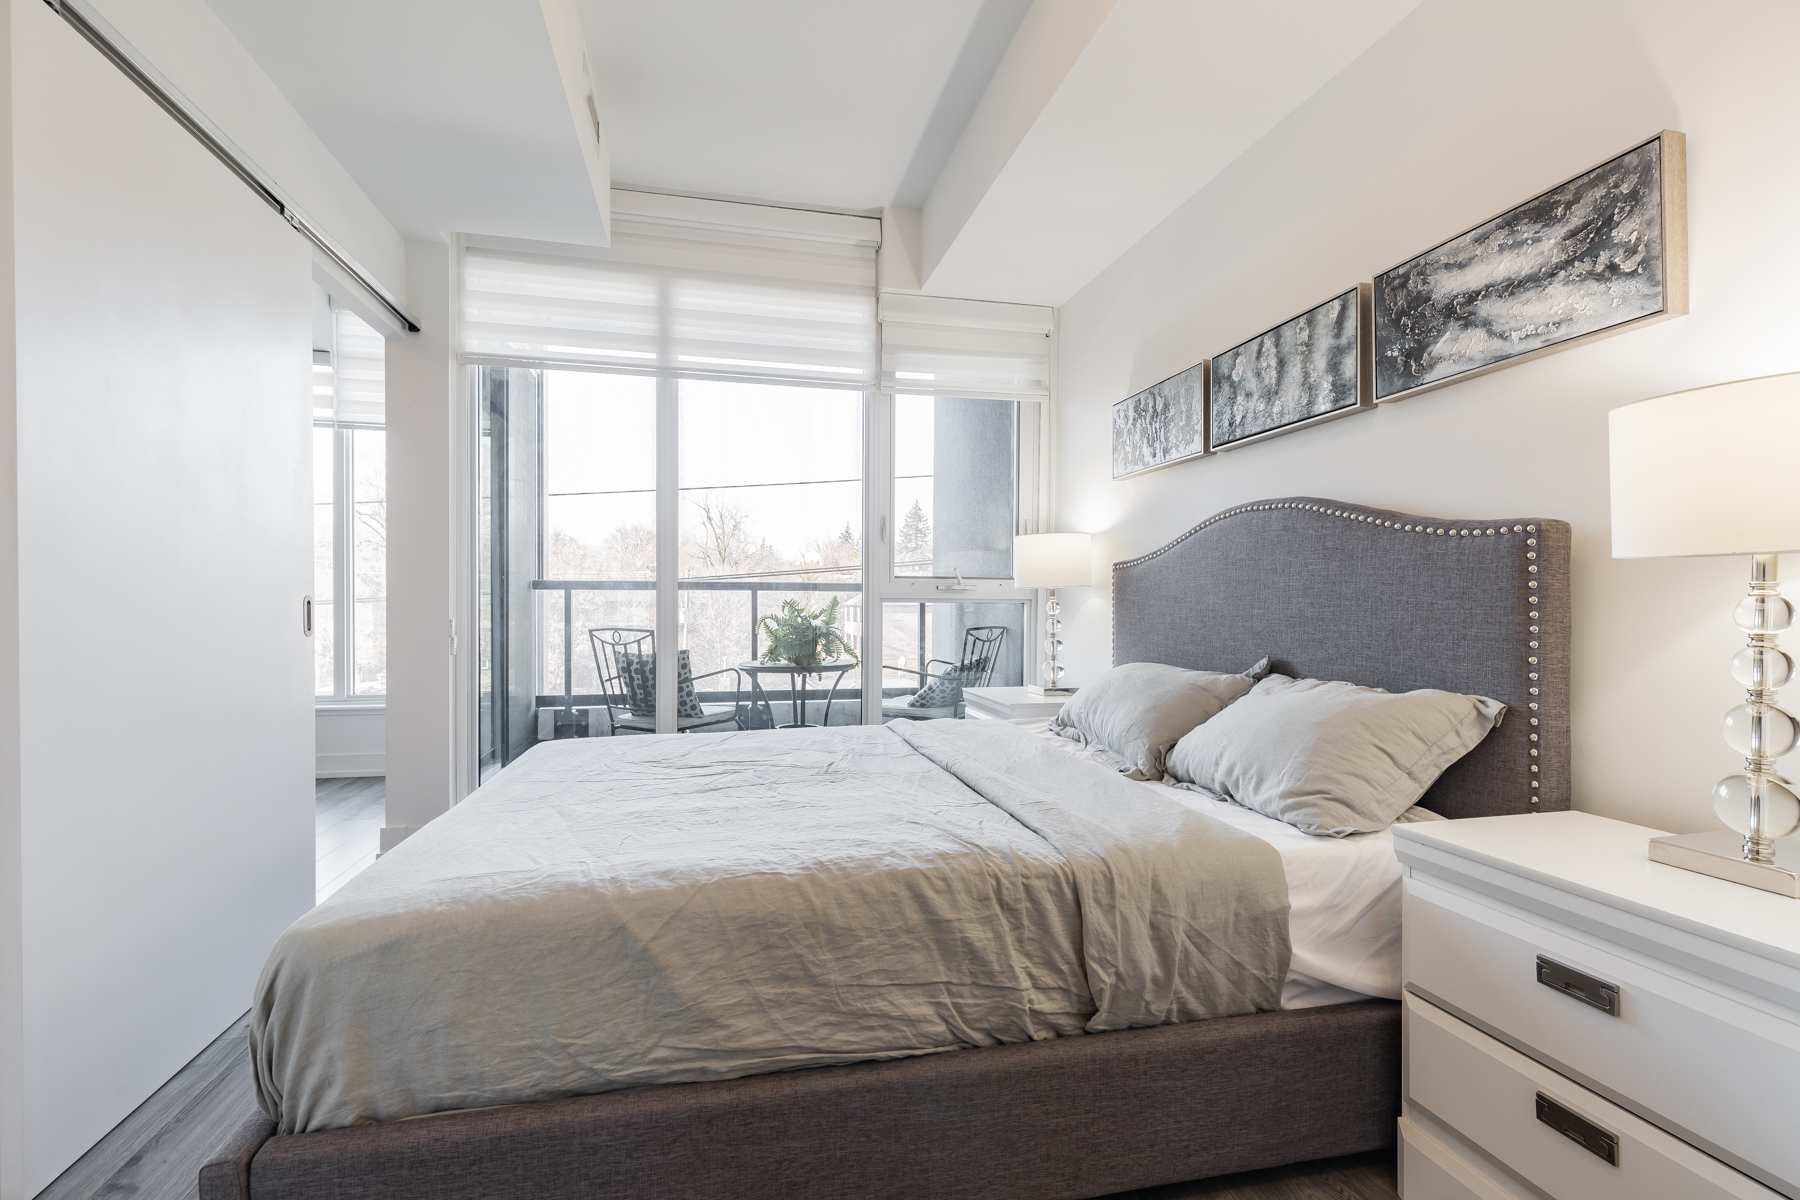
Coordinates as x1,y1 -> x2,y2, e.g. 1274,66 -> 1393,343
202,999 -> 1399,1200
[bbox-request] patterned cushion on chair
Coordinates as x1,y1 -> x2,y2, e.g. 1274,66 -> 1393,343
615,651 -> 656,716
615,650 -> 705,719
673,652 -> 704,719
906,657 -> 989,709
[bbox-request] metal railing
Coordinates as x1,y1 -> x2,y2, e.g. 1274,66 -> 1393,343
529,578 -> 864,718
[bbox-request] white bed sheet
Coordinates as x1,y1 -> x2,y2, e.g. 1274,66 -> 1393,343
1022,719 -> 1429,1009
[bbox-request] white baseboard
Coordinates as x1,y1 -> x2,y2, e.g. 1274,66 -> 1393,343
316,751 -> 386,778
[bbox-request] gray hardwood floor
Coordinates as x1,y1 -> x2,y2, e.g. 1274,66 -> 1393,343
36,1014 -> 257,1200
314,775 -> 384,903
35,774 -> 1396,1200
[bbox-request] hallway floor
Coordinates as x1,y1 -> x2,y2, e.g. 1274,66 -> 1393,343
315,775 -> 384,903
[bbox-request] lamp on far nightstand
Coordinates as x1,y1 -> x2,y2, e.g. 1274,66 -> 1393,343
1014,533 -> 1092,698
1610,371 -> 1800,896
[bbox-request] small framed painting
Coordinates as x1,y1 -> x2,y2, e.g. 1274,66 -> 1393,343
1373,130 -> 1688,401
1209,284 -> 1371,452
1112,361 -> 1209,479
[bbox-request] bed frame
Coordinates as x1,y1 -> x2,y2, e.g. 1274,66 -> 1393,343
201,496 -> 1571,1200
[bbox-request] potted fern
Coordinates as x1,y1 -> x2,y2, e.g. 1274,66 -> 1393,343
759,596 -> 858,673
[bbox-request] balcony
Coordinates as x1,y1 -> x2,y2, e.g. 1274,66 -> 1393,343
524,577 -> 1023,735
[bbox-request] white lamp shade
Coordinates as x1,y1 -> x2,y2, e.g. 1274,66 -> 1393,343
1014,533 -> 1092,588
1610,372 -> 1800,559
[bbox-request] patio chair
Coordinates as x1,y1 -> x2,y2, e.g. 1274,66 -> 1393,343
881,625 -> 1006,721
589,628 -> 746,734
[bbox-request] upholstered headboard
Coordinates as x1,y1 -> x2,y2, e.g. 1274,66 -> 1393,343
1113,497 -> 1570,820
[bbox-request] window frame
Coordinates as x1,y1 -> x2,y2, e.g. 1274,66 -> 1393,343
857,389 -> 1047,720
315,418 -> 387,708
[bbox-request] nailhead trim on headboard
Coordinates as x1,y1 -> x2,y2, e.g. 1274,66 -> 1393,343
1111,498 -> 1554,813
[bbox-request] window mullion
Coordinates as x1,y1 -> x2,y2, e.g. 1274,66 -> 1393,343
335,425 -> 355,702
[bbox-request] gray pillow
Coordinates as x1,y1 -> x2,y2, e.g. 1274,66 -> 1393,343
1165,674 -> 1504,836
1047,658 -> 1269,781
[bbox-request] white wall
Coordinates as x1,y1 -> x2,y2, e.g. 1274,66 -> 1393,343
87,0 -> 407,302
382,239 -> 459,850
1053,0 -> 1800,837
317,708 -> 385,777
0,2 -> 315,1193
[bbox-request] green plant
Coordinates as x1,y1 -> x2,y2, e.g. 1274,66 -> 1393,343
758,596 -> 858,671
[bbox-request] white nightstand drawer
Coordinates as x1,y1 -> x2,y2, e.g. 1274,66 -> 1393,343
1400,1117 -> 1521,1199
1404,992 -> 1779,1199
1404,879 -> 1800,1193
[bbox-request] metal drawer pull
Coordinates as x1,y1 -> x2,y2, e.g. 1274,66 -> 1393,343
1536,1092 -> 1620,1165
1536,955 -> 1619,1015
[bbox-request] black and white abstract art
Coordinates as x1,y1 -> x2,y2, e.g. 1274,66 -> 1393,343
1210,285 -> 1370,451
1374,132 -> 1687,401
1112,362 -> 1207,478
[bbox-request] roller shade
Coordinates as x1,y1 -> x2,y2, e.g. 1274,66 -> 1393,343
880,293 -> 1053,402
314,308 -> 385,424
333,308 -> 385,424
461,200 -> 880,388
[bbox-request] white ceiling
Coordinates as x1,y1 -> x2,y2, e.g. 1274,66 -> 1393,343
580,0 -> 1030,214
915,0 -> 1428,305
203,0 -> 1426,307
203,0 -> 609,245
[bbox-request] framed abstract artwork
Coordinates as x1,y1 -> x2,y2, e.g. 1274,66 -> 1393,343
1112,361 -> 1208,479
1374,130 -> 1688,402
1209,284 -> 1371,452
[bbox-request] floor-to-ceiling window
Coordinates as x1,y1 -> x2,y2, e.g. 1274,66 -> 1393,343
464,199 -> 1053,764
679,380 -> 863,723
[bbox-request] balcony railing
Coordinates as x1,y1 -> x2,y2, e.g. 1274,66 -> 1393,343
530,578 -> 867,722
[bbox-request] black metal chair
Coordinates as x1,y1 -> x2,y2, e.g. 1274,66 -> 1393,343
589,628 -> 746,734
881,625 -> 1007,721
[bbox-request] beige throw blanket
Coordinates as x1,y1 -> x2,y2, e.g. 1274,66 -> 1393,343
252,720 -> 1290,1133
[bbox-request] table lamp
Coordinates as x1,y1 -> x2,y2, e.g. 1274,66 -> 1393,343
1015,533 -> 1092,697
1610,372 -> 1800,896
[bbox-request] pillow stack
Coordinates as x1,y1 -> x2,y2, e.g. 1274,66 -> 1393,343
1046,658 -> 1270,780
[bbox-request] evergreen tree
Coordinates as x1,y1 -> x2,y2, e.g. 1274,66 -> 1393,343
897,500 -> 932,565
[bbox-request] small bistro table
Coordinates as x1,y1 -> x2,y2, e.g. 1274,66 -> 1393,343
736,660 -> 858,729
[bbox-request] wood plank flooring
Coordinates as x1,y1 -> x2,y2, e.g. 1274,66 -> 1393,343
34,774 -> 1396,1200
314,775 -> 384,903
35,1014 -> 257,1200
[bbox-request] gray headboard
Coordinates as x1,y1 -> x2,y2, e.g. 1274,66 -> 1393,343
1113,497 -> 1570,820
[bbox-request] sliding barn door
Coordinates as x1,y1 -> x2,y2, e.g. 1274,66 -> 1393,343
0,1 -> 315,1191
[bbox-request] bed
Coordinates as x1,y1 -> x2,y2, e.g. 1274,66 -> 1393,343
202,496 -> 1571,1200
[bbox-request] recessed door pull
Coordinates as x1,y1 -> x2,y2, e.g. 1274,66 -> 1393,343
1535,1092 -> 1620,1165
303,595 -> 313,638
1536,955 -> 1619,1016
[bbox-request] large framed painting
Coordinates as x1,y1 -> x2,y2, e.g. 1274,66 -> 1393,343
1111,361 -> 1208,479
1209,284 -> 1371,452
1374,130 -> 1688,402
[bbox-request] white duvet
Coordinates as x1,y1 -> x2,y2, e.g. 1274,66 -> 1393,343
1024,719 -> 1425,1007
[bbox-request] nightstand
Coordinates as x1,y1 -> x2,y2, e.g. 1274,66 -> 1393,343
961,686 -> 1071,721
1393,811 -> 1800,1199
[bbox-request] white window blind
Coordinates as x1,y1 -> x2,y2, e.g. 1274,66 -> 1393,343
879,293 -> 1053,402
461,197 -> 880,388
316,308 -> 385,424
